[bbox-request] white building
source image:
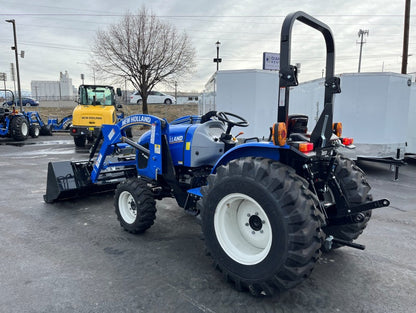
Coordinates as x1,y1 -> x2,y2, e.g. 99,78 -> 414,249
31,71 -> 75,101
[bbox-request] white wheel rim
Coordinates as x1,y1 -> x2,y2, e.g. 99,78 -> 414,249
22,122 -> 28,136
118,191 -> 137,224
214,193 -> 272,265
35,127 -> 39,137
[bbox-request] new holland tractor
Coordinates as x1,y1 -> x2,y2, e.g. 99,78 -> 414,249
44,12 -> 389,296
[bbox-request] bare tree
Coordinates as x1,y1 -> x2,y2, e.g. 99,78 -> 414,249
90,7 -> 196,114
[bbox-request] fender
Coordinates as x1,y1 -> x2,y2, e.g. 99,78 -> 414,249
211,142 -> 290,174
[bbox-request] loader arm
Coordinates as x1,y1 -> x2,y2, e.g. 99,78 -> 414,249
91,114 -> 168,183
44,114 -> 168,203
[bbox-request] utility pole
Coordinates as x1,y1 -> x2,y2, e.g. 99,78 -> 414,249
6,19 -> 23,111
357,29 -> 369,73
401,0 -> 411,74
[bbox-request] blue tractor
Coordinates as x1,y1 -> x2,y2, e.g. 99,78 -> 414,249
1,89 -> 30,141
44,12 -> 389,295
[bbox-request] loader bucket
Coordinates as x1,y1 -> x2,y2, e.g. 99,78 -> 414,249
43,161 -> 122,203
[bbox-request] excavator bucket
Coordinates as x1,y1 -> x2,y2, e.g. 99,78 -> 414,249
43,160 -> 130,203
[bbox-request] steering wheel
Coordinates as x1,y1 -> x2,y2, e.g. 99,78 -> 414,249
216,111 -> 249,135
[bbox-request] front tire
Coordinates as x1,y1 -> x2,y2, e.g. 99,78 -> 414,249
114,179 -> 156,234
200,157 -> 324,296
164,99 -> 172,105
29,124 -> 40,138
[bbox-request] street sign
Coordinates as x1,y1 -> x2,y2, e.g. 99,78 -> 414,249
0,72 -> 6,81
262,52 -> 280,71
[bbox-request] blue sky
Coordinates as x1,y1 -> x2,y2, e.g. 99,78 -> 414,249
0,0 -> 414,93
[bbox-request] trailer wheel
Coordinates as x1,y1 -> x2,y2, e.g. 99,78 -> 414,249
29,124 -> 40,138
74,135 -> 86,147
10,116 -> 29,141
321,155 -> 372,249
200,157 -> 324,296
114,179 -> 156,234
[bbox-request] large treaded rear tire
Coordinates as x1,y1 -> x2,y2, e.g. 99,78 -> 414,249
322,155 -> 372,248
10,116 -> 29,141
114,179 -> 156,234
199,157 -> 324,296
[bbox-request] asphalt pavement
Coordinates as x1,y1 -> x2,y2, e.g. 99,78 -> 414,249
0,133 -> 415,313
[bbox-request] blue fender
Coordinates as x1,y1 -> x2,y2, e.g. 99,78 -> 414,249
211,142 -> 290,174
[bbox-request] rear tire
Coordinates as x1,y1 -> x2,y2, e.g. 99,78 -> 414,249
200,157 -> 324,296
114,179 -> 156,234
322,155 -> 372,249
10,116 -> 29,141
74,135 -> 86,147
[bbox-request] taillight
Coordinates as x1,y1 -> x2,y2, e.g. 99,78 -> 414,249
298,142 -> 314,153
71,128 -> 77,133
332,122 -> 342,137
342,137 -> 354,145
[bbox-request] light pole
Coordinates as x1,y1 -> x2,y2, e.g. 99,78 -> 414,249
357,29 -> 369,73
213,41 -> 222,71
6,19 -> 23,111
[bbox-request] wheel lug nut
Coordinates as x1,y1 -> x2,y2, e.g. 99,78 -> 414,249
247,213 -> 251,217
245,223 -> 249,226
255,212 -> 259,215
251,231 -> 255,235
260,230 -> 264,234
262,220 -> 265,224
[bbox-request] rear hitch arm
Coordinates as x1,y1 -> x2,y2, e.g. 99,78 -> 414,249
324,235 -> 366,250
348,199 -> 390,215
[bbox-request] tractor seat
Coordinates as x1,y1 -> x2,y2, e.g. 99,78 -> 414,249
287,114 -> 310,142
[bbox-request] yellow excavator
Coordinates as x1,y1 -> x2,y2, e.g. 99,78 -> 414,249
70,85 -> 125,147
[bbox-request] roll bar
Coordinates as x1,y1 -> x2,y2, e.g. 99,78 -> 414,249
277,11 -> 341,148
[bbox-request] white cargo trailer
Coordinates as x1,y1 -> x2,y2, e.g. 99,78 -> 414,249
199,69 -> 279,139
200,71 -> 413,162
290,72 -> 412,160
407,83 -> 416,155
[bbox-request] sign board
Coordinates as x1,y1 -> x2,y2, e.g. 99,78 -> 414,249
262,52 -> 280,71
0,72 -> 6,81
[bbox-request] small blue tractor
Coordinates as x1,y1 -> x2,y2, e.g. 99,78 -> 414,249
1,89 -> 31,140
44,12 -> 389,295
1,89 -> 55,140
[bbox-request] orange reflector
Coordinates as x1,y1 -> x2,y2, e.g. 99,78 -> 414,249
332,122 -> 342,137
272,122 -> 287,146
299,142 -> 314,153
342,137 -> 354,145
